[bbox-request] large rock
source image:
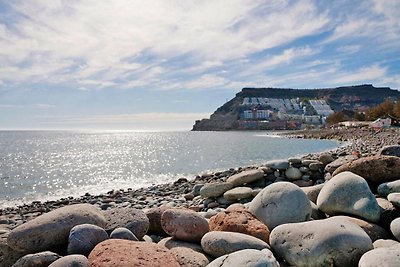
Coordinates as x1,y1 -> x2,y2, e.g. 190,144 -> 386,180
200,182 -> 233,198
11,251 -> 60,267
0,233 -> 25,267
161,209 -> 209,242
48,255 -> 88,267
332,156 -> 400,185
226,169 -> 264,186
223,187 -> 253,201
103,207 -> 149,240
301,184 -> 324,203
324,155 -> 358,173
377,145 -> 400,157
88,239 -> 179,267
201,231 -> 270,258
270,217 -> 373,267
7,204 -> 106,253
145,205 -> 169,235
209,209 -> 270,243
169,247 -> 210,267
207,249 -> 279,267
67,224 -> 108,256
359,245 -> 400,267
332,216 -> 389,242
317,171 -> 381,222
248,182 -> 312,229
378,180 -> 400,197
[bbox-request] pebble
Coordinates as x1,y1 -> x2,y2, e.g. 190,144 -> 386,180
110,227 -> 138,241
248,182 -> 311,229
201,231 -> 270,258
284,167 -> 302,180
226,169 -> 264,186
387,193 -> 400,207
317,171 -> 381,223
301,184 -> 324,203
390,218 -> 400,241
169,247 -> 210,267
373,239 -> 400,248
265,160 -> 289,170
68,224 -> 108,256
207,249 -> 279,267
223,187 -> 253,201
378,180 -> 400,197
359,245 -> 400,267
11,251 -> 60,267
161,209 -> 209,242
145,205 -> 169,235
199,182 -> 233,198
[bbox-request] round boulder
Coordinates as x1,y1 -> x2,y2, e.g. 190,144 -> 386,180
68,224 -> 108,256
200,182 -> 233,198
201,231 -> 270,258
145,205 -> 169,235
48,255 -> 88,267
226,169 -> 264,186
161,209 -> 209,242
207,249 -> 279,267
88,239 -> 179,267
270,217 -> 373,267
317,171 -> 381,222
7,204 -> 106,253
110,227 -> 138,241
209,209 -> 270,243
359,245 -> 400,267
248,182 -> 312,229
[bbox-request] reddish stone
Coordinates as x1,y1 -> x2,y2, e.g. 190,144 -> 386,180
88,239 -> 179,267
209,209 -> 270,243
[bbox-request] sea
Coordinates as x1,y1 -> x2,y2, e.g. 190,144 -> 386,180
0,130 -> 342,208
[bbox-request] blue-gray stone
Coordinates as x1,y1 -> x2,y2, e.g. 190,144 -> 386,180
67,224 -> 108,256
110,227 -> 138,241
48,255 -> 88,267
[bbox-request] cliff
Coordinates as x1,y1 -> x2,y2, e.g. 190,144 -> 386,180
192,84 -> 400,131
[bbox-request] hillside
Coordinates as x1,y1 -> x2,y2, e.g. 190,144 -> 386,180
192,84 -> 400,131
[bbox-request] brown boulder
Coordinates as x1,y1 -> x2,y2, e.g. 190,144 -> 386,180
145,206 -> 170,235
332,156 -> 400,185
88,239 -> 179,267
209,209 -> 270,243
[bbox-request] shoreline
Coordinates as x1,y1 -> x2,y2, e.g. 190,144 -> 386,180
1,127 -> 397,218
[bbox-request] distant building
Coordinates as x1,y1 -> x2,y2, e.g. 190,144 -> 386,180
370,118 -> 391,128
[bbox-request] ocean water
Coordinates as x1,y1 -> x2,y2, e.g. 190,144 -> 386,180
0,131 -> 341,208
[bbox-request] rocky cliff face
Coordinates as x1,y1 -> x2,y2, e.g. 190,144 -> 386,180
192,84 -> 400,131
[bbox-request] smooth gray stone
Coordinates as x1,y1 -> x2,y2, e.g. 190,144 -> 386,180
390,218 -> 400,241
248,182 -> 311,229
265,160 -> 289,170
388,193 -> 400,207
48,255 -> 88,267
359,245 -> 400,267
270,217 -> 373,267
103,207 -> 149,240
11,251 -> 60,267
285,167 -> 302,181
378,180 -> 400,197
110,227 -> 138,241
201,231 -> 270,258
301,184 -> 324,203
317,171 -> 381,223
207,249 -> 279,267
158,237 -> 204,253
223,187 -> 253,201
377,145 -> 400,157
169,247 -> 210,267
200,182 -> 233,198
324,155 -> 358,173
373,239 -> 400,248
226,169 -> 264,186
67,224 -> 108,256
7,204 -> 106,253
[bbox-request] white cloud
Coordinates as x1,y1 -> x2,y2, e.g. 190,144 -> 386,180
330,65 -> 387,85
336,45 -> 361,54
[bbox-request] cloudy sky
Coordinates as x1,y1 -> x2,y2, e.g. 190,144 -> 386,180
1,0 -> 399,130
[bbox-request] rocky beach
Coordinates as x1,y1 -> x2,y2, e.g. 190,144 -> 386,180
1,127 -> 400,267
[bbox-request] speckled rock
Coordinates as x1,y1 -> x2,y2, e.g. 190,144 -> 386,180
0,234 -> 25,267
201,231 -> 270,258
285,167 -> 302,181
88,239 -> 179,267
226,169 -> 264,186
332,156 -> 400,185
301,184 -> 324,203
377,145 -> 400,157
390,218 -> 400,241
145,205 -> 169,235
207,249 -> 279,267
319,154 -> 334,165
200,182 -> 233,198
332,215 -> 389,242
68,224 -> 108,256
223,187 -> 253,201
359,245 -> 400,267
161,209 -> 209,242
48,255 -> 88,267
11,251 -> 60,267
317,171 -> 381,222
324,155 -> 358,173
169,247 -> 210,267
248,182 -> 312,229
7,204 -> 106,253
265,160 -> 289,170
270,217 -> 373,267
209,209 -> 270,243
110,227 -> 138,241
158,237 -> 204,253
373,239 -> 400,248
378,180 -> 400,197
103,207 -> 149,240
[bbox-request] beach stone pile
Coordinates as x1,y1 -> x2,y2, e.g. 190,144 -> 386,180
2,143 -> 400,266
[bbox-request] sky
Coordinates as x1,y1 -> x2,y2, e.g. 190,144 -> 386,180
0,0 -> 399,131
